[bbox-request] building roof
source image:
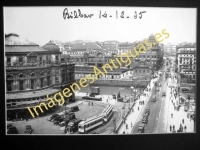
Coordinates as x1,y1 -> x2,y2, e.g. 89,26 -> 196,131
42,40 -> 60,52
5,33 -> 38,46
5,45 -> 49,53
132,61 -> 152,69
71,42 -> 102,51
5,33 -> 49,53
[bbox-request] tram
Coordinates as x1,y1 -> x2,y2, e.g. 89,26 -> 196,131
78,114 -> 105,134
102,105 -> 113,122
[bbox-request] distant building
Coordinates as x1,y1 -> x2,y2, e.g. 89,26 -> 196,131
117,42 -> 135,55
176,44 -> 196,82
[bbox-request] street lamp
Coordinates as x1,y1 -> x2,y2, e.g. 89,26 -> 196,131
60,83 -> 66,118
130,86 -> 134,107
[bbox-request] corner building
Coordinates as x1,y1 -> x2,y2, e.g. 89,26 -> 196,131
5,33 -> 75,119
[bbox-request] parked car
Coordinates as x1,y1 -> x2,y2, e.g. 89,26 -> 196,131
151,96 -> 156,102
138,123 -> 145,133
145,108 -> 150,115
142,117 -> 148,123
7,125 -> 18,134
182,88 -> 189,92
143,113 -> 149,118
162,92 -> 166,97
25,125 -> 33,134
112,94 -> 116,99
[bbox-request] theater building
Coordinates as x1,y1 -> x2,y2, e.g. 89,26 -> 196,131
5,33 -> 75,119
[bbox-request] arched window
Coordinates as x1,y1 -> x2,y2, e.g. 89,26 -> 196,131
40,72 -> 45,88
6,74 -> 13,91
62,69 -> 66,82
19,73 -> 24,90
47,71 -> 51,86
30,73 -> 35,89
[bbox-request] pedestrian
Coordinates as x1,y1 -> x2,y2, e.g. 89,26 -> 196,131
170,125 -> 172,132
173,125 -> 175,131
182,119 -> 184,124
88,102 -> 90,106
184,125 -> 187,130
138,107 -> 139,111
171,113 -> 173,118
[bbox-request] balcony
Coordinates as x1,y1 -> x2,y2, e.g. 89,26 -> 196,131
6,60 -> 75,69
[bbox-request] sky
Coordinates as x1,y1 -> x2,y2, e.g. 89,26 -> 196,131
4,7 -> 197,46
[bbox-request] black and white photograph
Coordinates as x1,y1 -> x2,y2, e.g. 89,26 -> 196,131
4,6 -> 196,135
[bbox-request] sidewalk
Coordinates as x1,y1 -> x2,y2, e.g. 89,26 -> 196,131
118,77 -> 159,134
166,77 -> 194,133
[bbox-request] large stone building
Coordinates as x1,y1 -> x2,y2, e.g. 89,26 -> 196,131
176,44 -> 196,82
5,33 -> 75,119
63,34 -> 163,81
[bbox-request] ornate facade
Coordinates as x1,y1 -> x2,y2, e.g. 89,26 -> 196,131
5,33 -> 75,119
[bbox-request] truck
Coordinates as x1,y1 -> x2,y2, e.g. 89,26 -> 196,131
65,119 -> 82,134
91,87 -> 100,95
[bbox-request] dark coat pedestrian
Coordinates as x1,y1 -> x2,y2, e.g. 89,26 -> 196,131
184,125 -> 187,130
182,119 -> 184,124
171,113 -> 173,118
170,125 -> 172,132
138,107 -> 139,110
173,125 -> 175,131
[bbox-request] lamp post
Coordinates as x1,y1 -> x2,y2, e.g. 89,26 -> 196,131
130,86 -> 134,109
60,83 -> 66,118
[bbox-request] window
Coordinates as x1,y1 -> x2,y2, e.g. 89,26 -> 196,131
19,80 -> 24,90
19,57 -> 23,63
7,57 -> 11,65
40,78 -> 44,88
56,55 -> 59,61
6,80 -> 12,91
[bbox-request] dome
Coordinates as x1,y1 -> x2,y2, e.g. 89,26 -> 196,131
42,40 -> 60,51
149,34 -> 155,41
5,33 -> 38,45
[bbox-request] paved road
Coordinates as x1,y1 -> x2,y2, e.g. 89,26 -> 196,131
131,74 -> 164,133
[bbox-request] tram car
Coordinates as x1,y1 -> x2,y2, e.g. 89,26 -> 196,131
101,105 -> 114,122
78,114 -> 105,134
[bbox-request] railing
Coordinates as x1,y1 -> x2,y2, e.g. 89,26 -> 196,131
6,60 -> 75,68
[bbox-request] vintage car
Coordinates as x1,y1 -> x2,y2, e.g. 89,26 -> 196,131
142,117 -> 148,123
138,123 -> 145,133
182,88 -> 189,93
7,124 -> 18,134
162,92 -> 166,97
151,96 -> 156,102
145,108 -> 150,115
25,125 -> 33,134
